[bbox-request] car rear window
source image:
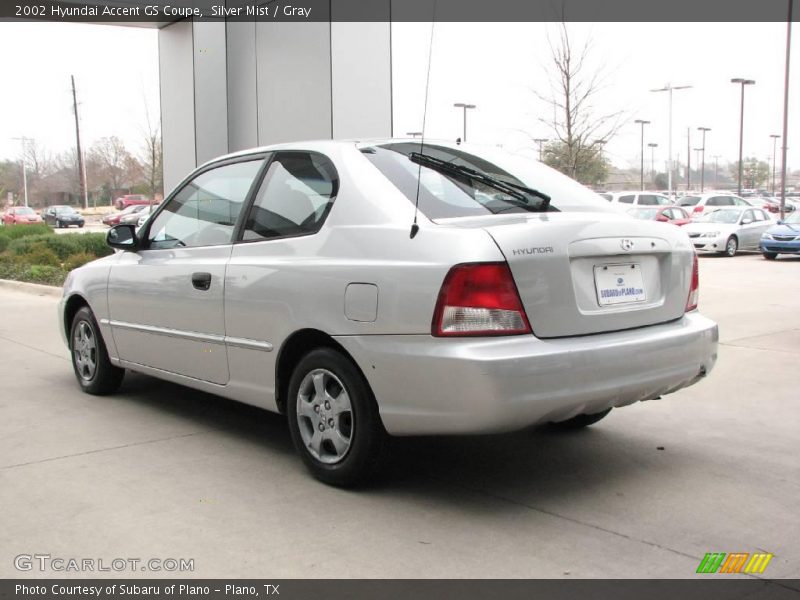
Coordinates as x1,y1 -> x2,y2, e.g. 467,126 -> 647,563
678,196 -> 701,206
360,142 -> 614,219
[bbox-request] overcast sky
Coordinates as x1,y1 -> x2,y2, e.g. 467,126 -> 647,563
0,20 -> 796,176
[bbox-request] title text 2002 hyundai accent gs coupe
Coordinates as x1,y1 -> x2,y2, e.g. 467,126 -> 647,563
59,140 -> 718,485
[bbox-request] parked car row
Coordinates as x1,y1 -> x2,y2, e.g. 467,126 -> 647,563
607,190 -> 798,259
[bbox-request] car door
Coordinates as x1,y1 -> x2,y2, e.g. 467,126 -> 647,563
106,156 -> 265,384
737,209 -> 760,248
748,209 -> 771,247
224,151 -> 339,409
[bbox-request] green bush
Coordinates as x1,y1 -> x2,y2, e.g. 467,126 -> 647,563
0,262 -> 67,286
18,245 -> 61,267
9,232 -> 111,260
0,223 -> 53,240
63,252 -> 97,271
0,236 -> 8,253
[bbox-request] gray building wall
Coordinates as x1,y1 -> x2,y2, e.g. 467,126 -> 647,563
158,10 -> 392,192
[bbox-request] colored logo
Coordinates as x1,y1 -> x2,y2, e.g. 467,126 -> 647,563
696,552 -> 774,574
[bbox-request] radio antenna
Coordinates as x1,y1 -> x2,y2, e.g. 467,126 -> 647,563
410,3 -> 437,239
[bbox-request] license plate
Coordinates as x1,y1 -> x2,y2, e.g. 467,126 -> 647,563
594,263 -> 646,306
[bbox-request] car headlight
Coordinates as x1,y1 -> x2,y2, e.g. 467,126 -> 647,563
762,233 -> 774,240
700,231 -> 720,237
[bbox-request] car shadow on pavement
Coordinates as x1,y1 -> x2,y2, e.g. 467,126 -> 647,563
112,372 -> 695,507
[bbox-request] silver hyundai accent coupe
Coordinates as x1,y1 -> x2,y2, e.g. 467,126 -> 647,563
59,140 -> 718,485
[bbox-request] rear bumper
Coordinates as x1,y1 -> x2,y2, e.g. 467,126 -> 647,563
335,312 -> 718,436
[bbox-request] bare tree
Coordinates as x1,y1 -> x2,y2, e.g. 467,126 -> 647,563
534,23 -> 625,184
88,136 -> 139,198
139,101 -> 163,201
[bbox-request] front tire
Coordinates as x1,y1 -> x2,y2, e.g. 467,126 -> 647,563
550,408 -> 612,430
763,251 -> 778,260
723,236 -> 738,257
287,347 -> 388,487
70,306 -> 124,395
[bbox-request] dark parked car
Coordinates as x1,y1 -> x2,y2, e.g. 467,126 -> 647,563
43,205 -> 85,228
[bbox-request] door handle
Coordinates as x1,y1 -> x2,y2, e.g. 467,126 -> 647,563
191,272 -> 212,291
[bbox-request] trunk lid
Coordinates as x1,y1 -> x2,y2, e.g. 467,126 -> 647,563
439,212 -> 694,338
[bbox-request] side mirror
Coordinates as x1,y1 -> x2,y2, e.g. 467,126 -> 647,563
741,218 -> 753,225
107,224 -> 139,251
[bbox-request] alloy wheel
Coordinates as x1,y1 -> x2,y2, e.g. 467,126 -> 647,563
296,368 -> 354,464
72,320 -> 97,381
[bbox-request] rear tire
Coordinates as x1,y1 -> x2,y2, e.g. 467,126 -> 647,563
550,408 -> 612,430
763,252 -> 778,260
287,347 -> 388,487
723,236 -> 738,257
70,306 -> 124,395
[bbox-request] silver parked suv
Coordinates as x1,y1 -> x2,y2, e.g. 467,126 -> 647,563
59,140 -> 718,485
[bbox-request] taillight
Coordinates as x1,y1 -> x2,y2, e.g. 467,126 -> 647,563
693,205 -> 703,213
432,262 -> 531,336
686,252 -> 699,312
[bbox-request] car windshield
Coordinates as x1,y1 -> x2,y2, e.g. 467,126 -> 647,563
16,207 -> 35,215
697,209 -> 742,224
55,206 -> 77,214
783,212 -> 800,224
678,196 -> 701,206
628,208 -> 659,220
360,142 -> 615,219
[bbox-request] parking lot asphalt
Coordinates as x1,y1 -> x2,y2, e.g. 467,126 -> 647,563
0,253 -> 798,580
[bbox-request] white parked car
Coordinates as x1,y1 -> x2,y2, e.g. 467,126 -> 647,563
677,192 -> 752,218
684,207 -> 772,256
58,140 -> 718,485
602,191 -> 672,207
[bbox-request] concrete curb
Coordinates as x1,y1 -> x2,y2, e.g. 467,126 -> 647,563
0,279 -> 62,297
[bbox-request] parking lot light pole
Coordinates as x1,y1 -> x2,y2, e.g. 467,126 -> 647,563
453,103 -> 476,142
731,78 -> 756,196
697,127 -> 711,192
634,119 -> 650,190
533,138 -> 548,161
648,143 -> 658,185
651,84 -> 692,200
770,134 -> 781,195
11,136 -> 31,207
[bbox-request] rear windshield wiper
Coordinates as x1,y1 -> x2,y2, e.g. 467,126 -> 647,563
409,152 -> 551,211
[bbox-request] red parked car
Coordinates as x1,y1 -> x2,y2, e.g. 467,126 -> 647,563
113,194 -> 151,210
627,205 -> 692,226
102,204 -> 148,226
2,206 -> 43,225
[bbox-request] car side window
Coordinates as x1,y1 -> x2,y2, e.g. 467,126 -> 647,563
241,151 -> 338,242
753,210 -> 766,222
147,159 -> 263,250
732,197 -> 749,206
619,195 -> 635,204
741,210 -> 754,223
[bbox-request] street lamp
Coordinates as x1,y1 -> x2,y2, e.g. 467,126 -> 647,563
697,127 -> 711,192
770,134 -> 781,194
693,148 -> 703,183
647,142 -> 658,185
533,138 -> 548,161
731,78 -> 756,195
651,84 -> 692,199
11,136 -> 31,208
712,155 -> 721,189
453,103 -> 476,142
634,119 -> 650,190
